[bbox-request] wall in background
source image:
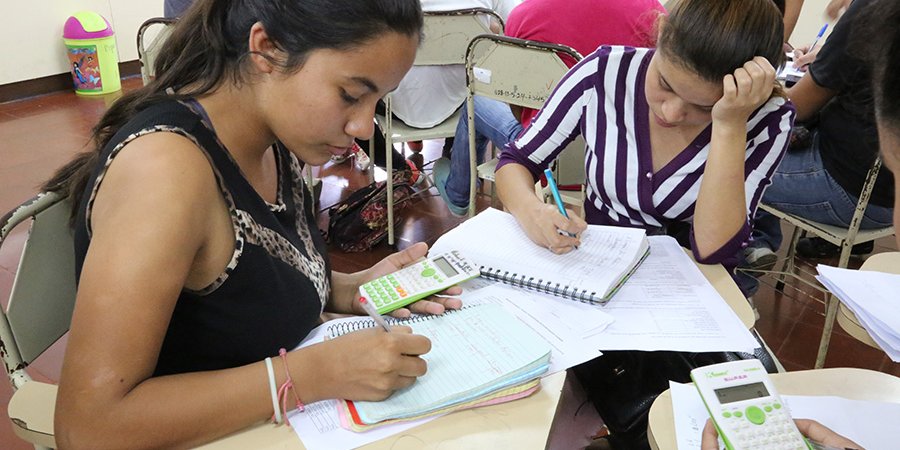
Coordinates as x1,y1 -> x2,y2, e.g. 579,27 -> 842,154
0,0 -> 161,85
791,0 -> 837,47
0,0 -> 850,87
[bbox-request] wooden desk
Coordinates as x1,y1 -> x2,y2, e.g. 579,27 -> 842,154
836,252 -> 900,350
199,252 -> 755,450
647,368 -> 900,450
7,253 -> 754,449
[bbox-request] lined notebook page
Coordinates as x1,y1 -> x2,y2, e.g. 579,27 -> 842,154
430,208 -> 647,296
351,304 -> 551,423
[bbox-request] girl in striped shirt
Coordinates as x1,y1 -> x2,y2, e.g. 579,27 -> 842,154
495,0 -> 796,276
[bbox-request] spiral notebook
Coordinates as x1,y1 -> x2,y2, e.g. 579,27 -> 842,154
430,208 -> 649,305
328,304 -> 551,427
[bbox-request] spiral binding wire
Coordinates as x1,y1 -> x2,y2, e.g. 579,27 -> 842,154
478,266 -> 602,305
326,305 -> 473,338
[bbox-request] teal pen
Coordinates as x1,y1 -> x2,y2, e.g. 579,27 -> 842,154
543,168 -> 578,244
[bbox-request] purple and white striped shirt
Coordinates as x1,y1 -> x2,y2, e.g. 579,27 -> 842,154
497,46 -> 796,266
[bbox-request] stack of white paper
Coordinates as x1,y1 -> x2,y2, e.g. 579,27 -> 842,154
816,264 -> 900,361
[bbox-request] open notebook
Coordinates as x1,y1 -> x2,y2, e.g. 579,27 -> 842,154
430,208 -> 649,305
331,304 -> 551,427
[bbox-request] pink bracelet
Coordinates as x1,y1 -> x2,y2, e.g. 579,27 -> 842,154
277,348 -> 304,425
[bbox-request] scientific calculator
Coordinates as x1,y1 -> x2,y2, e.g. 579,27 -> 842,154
359,251 -> 480,314
691,359 -> 811,450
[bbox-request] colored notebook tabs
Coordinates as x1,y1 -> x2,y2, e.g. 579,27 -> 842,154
430,208 -> 649,305
332,304 -> 552,429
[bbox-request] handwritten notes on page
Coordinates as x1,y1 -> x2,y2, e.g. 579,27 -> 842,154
589,236 -> 759,353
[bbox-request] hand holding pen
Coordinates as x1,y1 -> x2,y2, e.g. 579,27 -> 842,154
792,24 -> 828,70
541,168 -> 587,253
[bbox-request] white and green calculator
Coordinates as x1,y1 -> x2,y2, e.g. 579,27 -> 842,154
359,251 -> 480,314
691,359 -> 811,450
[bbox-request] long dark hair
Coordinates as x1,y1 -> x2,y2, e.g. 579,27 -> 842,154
44,0 -> 423,215
657,0 -> 785,92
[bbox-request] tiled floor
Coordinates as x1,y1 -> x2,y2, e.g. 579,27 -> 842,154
0,78 -> 897,448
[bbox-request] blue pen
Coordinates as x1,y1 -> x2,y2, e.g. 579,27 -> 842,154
808,23 -> 828,53
543,168 -> 578,243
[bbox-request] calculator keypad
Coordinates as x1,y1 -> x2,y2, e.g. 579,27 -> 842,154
719,402 -> 807,449
360,257 -> 459,313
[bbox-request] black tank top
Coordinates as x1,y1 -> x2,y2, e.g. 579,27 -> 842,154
74,99 -> 331,375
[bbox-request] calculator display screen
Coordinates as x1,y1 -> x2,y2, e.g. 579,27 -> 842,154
433,257 -> 458,277
714,382 -> 770,404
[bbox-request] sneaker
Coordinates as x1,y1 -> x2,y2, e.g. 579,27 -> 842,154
405,159 -> 425,186
432,157 -> 469,217
352,143 -> 371,171
795,237 -> 874,259
743,246 -> 778,271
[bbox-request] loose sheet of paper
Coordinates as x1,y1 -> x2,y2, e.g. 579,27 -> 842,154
590,236 -> 758,352
670,381 -> 900,450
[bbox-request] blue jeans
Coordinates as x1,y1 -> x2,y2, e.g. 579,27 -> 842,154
444,96 -> 524,206
752,131 -> 894,250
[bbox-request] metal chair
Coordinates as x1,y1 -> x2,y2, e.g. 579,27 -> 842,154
463,35 -> 585,217
136,17 -> 177,85
755,156 -> 895,368
378,8 -> 503,244
1,192 -> 77,449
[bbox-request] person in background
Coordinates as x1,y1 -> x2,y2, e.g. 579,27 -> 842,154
46,1 -> 462,447
772,0 -> 805,48
744,0 -> 893,269
433,0 -> 666,216
163,0 -> 193,18
342,0 -> 520,183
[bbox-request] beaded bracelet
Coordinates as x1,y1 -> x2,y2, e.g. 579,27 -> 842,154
264,357 -> 282,424
277,348 -> 305,426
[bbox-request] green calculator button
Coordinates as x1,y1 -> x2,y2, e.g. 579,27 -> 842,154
745,406 -> 765,425
733,411 -> 743,418
421,268 -> 436,277
773,403 -> 782,409
722,412 -> 732,418
764,406 -> 772,412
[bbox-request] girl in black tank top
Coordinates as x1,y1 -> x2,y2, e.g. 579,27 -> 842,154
48,1 -> 461,447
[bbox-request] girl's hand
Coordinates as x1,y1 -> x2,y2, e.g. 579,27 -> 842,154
712,56 -> 777,127
357,242 -> 463,318
520,203 -> 587,254
791,45 -> 821,71
315,326 -> 431,401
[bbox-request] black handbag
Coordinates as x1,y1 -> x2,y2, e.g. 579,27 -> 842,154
574,330 -> 777,449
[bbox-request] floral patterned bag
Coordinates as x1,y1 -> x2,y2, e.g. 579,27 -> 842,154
326,171 -> 415,252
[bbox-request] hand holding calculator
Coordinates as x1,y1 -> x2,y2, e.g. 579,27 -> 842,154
692,359 -> 810,450
358,251 -> 480,315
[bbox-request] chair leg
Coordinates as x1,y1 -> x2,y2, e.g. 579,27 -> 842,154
775,226 -> 803,292
386,137 -> 395,246
814,238 -> 855,369
815,293 -> 840,369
